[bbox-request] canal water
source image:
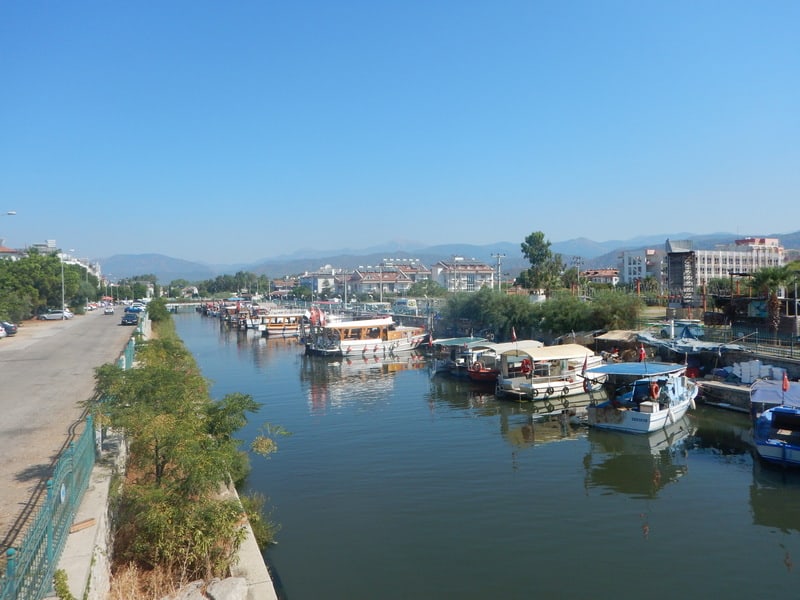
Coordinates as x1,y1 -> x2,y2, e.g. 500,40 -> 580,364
174,312 -> 800,599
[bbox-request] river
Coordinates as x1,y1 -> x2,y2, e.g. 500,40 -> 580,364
174,312 -> 800,599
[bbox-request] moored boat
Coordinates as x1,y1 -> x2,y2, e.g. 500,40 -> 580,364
429,336 -> 489,377
751,375 -> 800,467
495,343 -> 604,404
304,315 -> 428,357
465,340 -> 545,383
259,308 -> 307,337
584,362 -> 698,434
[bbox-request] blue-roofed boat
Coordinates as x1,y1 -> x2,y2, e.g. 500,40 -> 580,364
583,362 -> 698,434
751,377 -> 800,468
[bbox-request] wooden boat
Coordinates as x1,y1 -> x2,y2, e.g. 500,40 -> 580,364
429,336 -> 488,377
464,340 -> 545,383
495,343 -> 604,404
584,362 -> 698,434
304,315 -> 428,357
751,376 -> 800,467
259,308 -> 306,337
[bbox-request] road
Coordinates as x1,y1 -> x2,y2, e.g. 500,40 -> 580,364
0,309 -> 136,552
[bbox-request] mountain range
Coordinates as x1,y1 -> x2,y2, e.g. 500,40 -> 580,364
99,230 -> 800,283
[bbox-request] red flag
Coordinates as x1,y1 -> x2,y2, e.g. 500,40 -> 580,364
783,371 -> 790,392
511,327 -> 517,342
638,344 -> 646,362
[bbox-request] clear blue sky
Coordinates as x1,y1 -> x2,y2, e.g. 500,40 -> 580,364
1,1 -> 798,265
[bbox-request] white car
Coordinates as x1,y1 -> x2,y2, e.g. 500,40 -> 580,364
38,309 -> 74,320
103,306 -> 115,315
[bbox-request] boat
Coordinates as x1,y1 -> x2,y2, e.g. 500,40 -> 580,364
583,362 -> 698,433
428,336 -> 488,377
465,340 -> 545,383
259,308 -> 307,337
751,376 -> 800,467
495,343 -> 604,404
304,315 -> 428,357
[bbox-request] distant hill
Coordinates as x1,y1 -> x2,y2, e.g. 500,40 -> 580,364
99,231 -> 800,283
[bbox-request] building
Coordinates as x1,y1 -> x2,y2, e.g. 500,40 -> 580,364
582,268 -> 620,287
620,248 -> 666,286
666,237 -> 785,307
432,256 -> 495,292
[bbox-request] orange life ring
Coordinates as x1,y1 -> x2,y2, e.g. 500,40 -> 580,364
521,359 -> 532,375
649,382 -> 660,400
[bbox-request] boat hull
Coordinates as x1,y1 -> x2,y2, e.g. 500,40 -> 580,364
587,399 -> 692,434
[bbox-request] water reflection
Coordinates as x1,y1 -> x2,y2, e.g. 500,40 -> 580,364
750,460 -> 800,534
685,405 -> 753,458
583,418 -> 692,499
299,352 -> 427,411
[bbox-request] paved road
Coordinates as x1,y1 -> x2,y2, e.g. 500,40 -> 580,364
0,309 -> 136,551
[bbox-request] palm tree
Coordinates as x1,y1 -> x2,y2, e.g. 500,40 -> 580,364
751,265 -> 791,339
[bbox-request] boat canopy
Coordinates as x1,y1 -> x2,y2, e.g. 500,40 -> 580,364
431,336 -> 487,348
501,342 -> 593,361
324,316 -> 394,329
751,379 -> 800,408
472,340 -> 544,355
584,362 -> 686,378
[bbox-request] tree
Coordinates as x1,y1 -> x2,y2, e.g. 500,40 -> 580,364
518,231 -> 565,297
407,279 -> 447,297
751,265 -> 792,337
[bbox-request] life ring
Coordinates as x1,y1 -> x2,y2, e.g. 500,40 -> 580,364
649,382 -> 660,400
583,378 -> 592,394
530,388 -> 539,398
521,359 -> 532,375
545,401 -> 555,412
471,361 -> 483,372
561,386 -> 570,396
546,386 -> 555,396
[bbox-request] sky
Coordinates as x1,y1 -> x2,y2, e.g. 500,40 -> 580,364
1,1 -> 798,265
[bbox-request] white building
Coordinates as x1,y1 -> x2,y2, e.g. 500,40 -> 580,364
666,237 -> 785,307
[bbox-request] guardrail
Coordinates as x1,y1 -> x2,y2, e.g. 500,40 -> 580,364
0,417 -> 96,600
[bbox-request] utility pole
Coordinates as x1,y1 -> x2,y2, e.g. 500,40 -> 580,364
491,253 -> 505,292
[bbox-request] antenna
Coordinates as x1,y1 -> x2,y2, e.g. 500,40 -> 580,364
491,253 -> 505,291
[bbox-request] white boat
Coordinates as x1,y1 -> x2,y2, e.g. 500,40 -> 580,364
495,343 -> 604,405
583,362 -> 698,434
304,315 -> 428,357
259,308 -> 306,337
751,376 -> 800,467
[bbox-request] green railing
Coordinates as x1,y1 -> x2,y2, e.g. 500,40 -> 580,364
0,416 -> 96,600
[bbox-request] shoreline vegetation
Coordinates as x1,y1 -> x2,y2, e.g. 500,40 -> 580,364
91,298 -> 282,599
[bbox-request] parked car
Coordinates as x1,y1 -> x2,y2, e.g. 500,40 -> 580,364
120,313 -> 139,326
37,309 -> 74,320
0,326 -> 6,339
125,305 -> 144,313
1,321 -> 18,335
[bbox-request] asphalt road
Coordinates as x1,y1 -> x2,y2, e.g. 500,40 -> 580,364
0,309 -> 136,551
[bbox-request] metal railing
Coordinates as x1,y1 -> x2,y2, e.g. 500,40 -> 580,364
0,417 -> 96,600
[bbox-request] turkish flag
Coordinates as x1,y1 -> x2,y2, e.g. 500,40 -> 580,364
638,344 -> 646,362
783,371 -> 790,392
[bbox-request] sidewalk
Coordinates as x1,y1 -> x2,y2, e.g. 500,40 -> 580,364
45,316 -> 278,600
